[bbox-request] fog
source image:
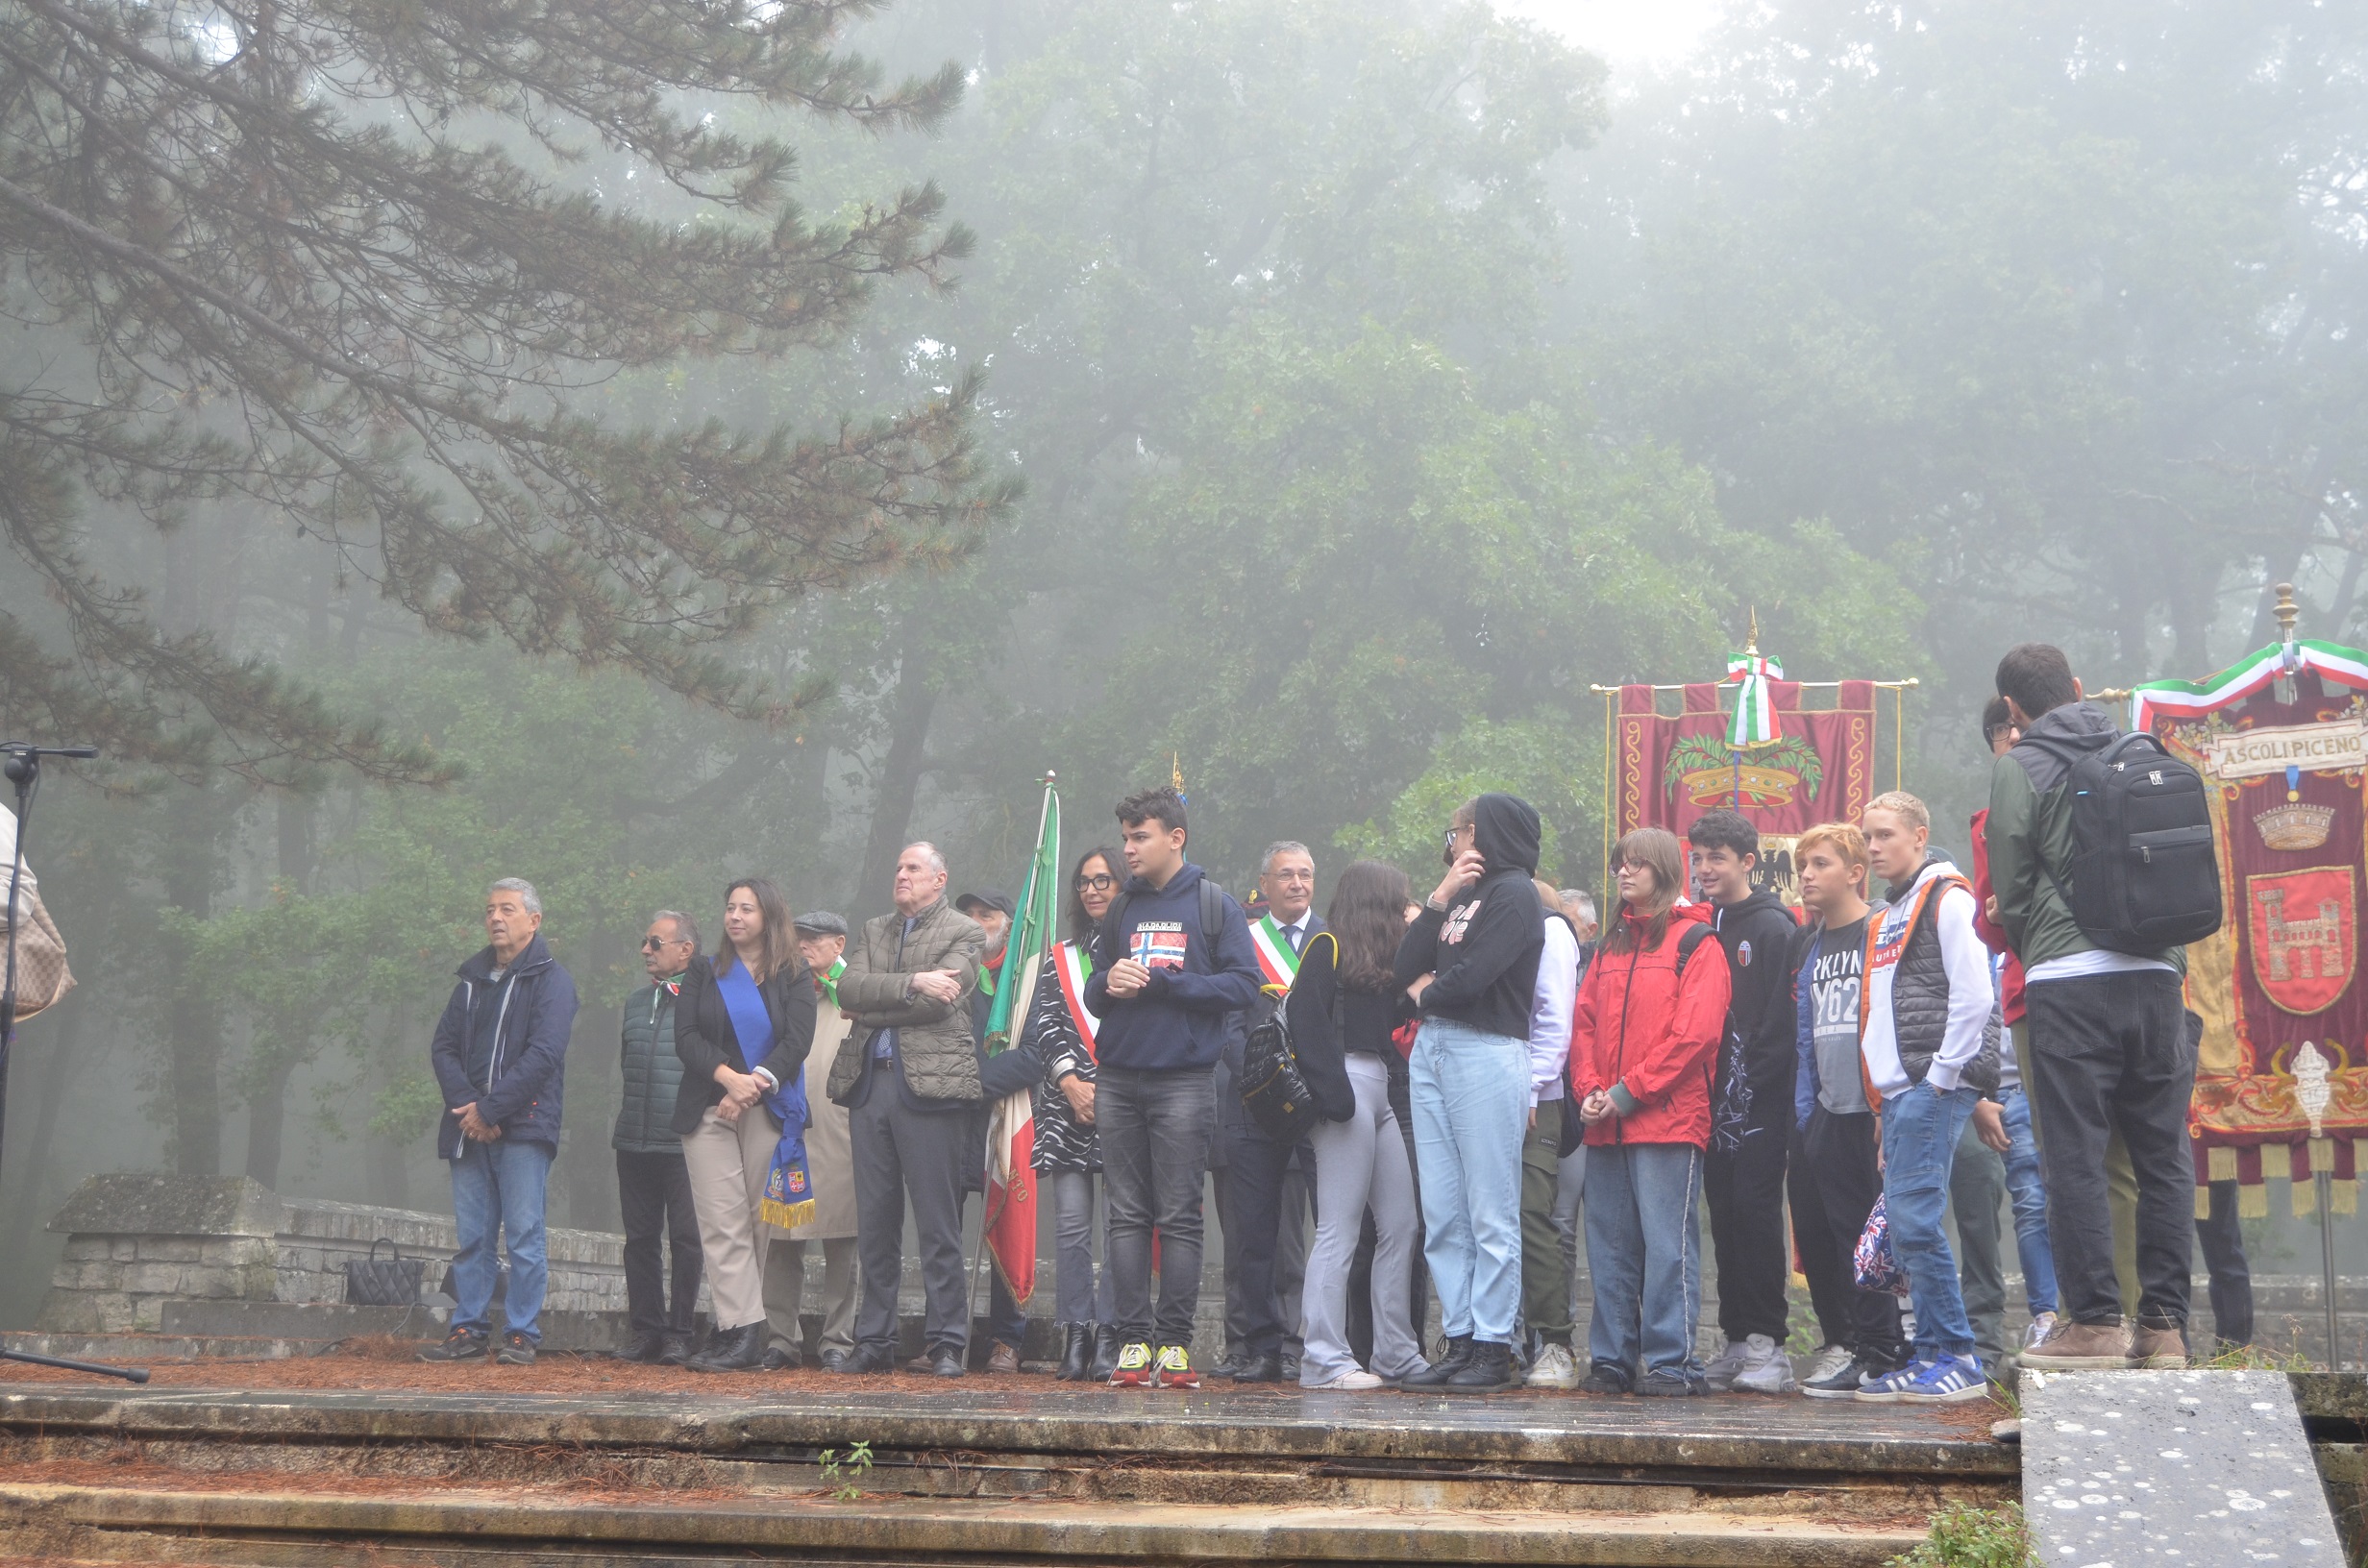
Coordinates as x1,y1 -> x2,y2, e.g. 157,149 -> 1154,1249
5,0 -> 2367,1324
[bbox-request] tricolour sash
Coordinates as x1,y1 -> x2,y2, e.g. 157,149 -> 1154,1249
1051,940 -> 1100,1062
1248,915 -> 1302,994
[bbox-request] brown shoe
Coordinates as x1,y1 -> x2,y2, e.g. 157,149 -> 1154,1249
2020,1319 -> 2133,1369
988,1340 -> 1021,1376
2130,1325 -> 2188,1369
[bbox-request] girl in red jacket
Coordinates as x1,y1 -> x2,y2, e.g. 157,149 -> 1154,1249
1568,827 -> 1733,1396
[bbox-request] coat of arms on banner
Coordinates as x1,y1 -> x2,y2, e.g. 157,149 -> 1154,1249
2247,866 -> 2356,1017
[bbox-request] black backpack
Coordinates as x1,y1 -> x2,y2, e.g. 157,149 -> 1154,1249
1238,930 -> 1334,1142
2035,729 -> 2222,954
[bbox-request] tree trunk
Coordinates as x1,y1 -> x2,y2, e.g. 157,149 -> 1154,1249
161,783 -> 227,1176
0,997 -> 98,1320
363,1009 -> 411,1212
242,1044 -> 299,1188
855,621 -> 940,918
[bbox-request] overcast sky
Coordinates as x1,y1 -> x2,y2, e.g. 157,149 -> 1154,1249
1501,0 -> 1723,65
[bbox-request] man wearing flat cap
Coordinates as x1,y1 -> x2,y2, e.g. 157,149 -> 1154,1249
758,911 -> 860,1369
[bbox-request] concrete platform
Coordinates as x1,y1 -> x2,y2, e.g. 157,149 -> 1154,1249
0,1376 -> 2014,1568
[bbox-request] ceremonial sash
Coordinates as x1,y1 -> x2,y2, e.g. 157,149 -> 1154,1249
1248,916 -> 1302,993
1051,940 -> 1100,1062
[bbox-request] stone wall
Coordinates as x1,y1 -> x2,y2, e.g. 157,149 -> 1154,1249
36,1174 -> 663,1335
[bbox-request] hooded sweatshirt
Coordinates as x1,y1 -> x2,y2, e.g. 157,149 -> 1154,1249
1860,853 -> 1997,1098
1082,862 -> 1263,1071
1986,700 -> 2184,979
1393,793 -> 1547,1040
1709,886 -> 1802,1134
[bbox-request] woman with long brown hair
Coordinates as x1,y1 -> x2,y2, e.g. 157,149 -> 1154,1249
1568,828 -> 1730,1397
673,876 -> 816,1373
1286,859 -> 1426,1389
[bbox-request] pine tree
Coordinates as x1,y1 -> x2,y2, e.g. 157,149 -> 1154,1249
0,0 -> 1010,783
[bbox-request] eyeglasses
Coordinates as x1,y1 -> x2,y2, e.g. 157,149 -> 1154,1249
640,935 -> 685,950
1074,872 -> 1117,893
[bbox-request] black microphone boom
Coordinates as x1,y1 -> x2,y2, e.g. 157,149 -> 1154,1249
0,742 -> 147,1384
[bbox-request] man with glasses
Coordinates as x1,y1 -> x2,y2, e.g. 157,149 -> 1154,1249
612,912 -> 705,1364
1214,843 -> 1323,1382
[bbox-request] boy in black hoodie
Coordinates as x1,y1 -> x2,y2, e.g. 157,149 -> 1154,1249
1687,809 -> 1802,1395
1392,793 -> 1546,1393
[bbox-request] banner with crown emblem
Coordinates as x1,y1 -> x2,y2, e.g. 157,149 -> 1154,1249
2133,637 -> 2368,1213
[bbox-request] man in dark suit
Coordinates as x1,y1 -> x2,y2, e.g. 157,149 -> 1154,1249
1214,841 -> 1323,1382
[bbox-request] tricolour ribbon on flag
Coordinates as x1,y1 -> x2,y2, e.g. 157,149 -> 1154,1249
1723,649 -> 1784,749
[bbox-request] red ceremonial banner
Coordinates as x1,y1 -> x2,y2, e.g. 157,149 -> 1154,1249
2142,669 -> 2368,1164
1616,680 -> 1878,903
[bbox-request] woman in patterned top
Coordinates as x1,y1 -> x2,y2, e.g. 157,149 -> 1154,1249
1020,845 -> 1124,1381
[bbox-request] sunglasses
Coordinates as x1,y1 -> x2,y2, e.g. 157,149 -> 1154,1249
640,935 -> 688,950
1074,872 -> 1117,893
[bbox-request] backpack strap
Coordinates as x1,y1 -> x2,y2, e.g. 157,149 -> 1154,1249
1094,879 -> 1226,966
1675,922 -> 1714,975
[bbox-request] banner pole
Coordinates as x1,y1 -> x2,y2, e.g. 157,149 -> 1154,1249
1601,689 -> 1614,889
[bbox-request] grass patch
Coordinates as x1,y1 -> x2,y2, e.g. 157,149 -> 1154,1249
1887,1502 -> 2035,1567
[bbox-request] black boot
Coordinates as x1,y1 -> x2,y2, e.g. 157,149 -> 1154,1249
619,1329 -> 666,1364
687,1321 -> 767,1373
1089,1324 -> 1122,1383
1443,1340 -> 1516,1393
1398,1335 -> 1474,1389
1058,1324 -> 1094,1383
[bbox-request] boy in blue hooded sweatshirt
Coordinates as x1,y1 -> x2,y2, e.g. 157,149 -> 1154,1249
1083,786 -> 1263,1388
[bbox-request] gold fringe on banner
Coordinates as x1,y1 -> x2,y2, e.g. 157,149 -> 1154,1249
2195,1184 -> 2211,1220
2240,1182 -> 2269,1219
2296,1176 -> 2317,1218
2208,1146 -> 2238,1182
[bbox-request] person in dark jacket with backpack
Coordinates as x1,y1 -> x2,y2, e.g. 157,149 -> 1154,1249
1287,860 -> 1423,1390
420,878 -> 580,1367
1987,642 -> 2196,1372
1392,792 -> 1546,1393
613,910 -> 704,1366
1686,809 -> 1805,1395
1083,786 -> 1263,1389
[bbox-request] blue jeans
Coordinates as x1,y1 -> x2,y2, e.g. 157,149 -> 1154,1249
1881,1079 -> 1980,1362
2000,1088 -> 2058,1318
1583,1141 -> 1703,1382
449,1139 -> 555,1341
1409,1018 -> 1529,1344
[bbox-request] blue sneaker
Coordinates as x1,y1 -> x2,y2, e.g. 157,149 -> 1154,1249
1898,1354 -> 1988,1404
1853,1357 -> 1932,1402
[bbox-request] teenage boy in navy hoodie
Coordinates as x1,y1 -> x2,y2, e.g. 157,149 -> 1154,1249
1083,786 -> 1263,1388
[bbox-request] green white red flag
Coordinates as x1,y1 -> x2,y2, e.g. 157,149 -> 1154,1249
979,776 -> 1061,1306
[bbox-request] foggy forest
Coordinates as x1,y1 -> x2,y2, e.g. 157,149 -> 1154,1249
2,0 -> 2363,1321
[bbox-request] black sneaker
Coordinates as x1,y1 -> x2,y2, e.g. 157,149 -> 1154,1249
1635,1368 -> 1706,1398
1577,1362 -> 1632,1396
418,1328 -> 488,1362
495,1331 -> 537,1366
1801,1353 -> 1876,1400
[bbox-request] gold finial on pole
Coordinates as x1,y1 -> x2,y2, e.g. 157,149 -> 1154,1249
1171,752 -> 1184,792
2276,582 -> 2301,643
1746,605 -> 1761,656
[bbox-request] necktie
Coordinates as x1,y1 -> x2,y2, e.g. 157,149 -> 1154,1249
1286,922 -> 1303,955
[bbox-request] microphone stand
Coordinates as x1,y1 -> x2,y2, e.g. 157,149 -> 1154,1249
1,744 -> 147,1384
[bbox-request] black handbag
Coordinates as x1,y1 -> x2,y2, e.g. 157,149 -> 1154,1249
344,1237 -> 428,1307
1237,932 -> 1334,1142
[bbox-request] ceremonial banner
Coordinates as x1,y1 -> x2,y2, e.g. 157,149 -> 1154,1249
1616,679 -> 1879,899
2133,640 -> 2368,1212
977,778 -> 1061,1305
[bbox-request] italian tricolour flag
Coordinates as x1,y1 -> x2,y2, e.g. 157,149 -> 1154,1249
978,778 -> 1062,1307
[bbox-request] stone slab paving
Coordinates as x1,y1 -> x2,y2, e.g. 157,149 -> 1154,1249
2022,1367 -> 2341,1567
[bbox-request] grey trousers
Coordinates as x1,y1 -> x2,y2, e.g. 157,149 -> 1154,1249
1301,1055 -> 1423,1384
1051,1169 -> 1117,1327
1100,1066 -> 1214,1348
1950,1116 -> 2009,1373
1553,1145 -> 1587,1326
764,1234 -> 857,1358
850,1086 -> 973,1355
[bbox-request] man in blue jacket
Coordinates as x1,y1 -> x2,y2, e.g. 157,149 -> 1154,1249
419,877 -> 579,1366
1083,786 -> 1263,1388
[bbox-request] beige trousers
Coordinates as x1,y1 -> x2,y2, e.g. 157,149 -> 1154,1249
764,1235 -> 859,1357
681,1102 -> 779,1332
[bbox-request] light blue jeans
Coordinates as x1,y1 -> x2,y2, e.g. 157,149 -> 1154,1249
449,1138 -> 555,1341
1881,1079 -> 1981,1362
1583,1141 -> 1703,1382
1999,1087 -> 2058,1318
1409,1017 -> 1529,1344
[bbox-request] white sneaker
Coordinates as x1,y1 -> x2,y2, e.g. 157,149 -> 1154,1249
1304,1369 -> 1384,1390
1700,1336 -> 1751,1390
1800,1343 -> 1855,1389
1731,1333 -> 1797,1394
2022,1312 -> 2059,1352
1523,1342 -> 1580,1389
